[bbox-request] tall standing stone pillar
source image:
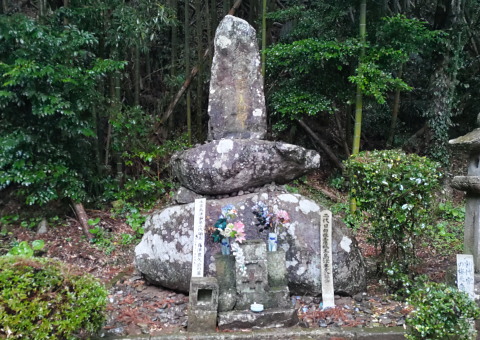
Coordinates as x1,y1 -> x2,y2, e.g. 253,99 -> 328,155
207,15 -> 267,141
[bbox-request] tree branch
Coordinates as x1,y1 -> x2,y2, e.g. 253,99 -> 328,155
297,119 -> 344,170
72,202 -> 93,240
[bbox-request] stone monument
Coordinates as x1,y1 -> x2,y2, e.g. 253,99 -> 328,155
135,15 -> 367,317
215,240 -> 297,330
207,15 -> 266,140
450,125 -> 480,272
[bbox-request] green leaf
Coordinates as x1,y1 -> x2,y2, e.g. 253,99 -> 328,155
31,240 -> 45,251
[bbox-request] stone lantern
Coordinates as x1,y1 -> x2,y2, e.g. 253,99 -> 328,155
450,126 -> 480,272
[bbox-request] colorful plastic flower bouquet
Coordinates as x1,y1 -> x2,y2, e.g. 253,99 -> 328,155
211,204 -> 246,255
252,202 -> 290,251
252,201 -> 290,234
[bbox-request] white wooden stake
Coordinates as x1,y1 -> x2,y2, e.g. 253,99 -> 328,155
320,210 -> 335,309
191,198 -> 206,278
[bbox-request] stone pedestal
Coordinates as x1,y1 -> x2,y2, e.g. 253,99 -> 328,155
216,240 -> 296,329
217,308 -> 298,330
235,240 -> 269,310
267,250 -> 288,288
215,254 -> 237,312
187,277 -> 219,332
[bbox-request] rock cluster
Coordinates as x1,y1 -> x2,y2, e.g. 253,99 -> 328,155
135,15 -> 366,297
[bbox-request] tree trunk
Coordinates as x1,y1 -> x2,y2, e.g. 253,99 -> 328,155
211,0 -> 218,29
334,110 -> 351,156
185,0 -> 192,143
228,0 -> 242,15
386,65 -> 403,148
351,0 -> 366,213
134,45 -> 140,106
63,0 -> 69,24
168,0 -> 178,134
38,0 -> 45,18
223,0 -> 229,15
261,0 -> 267,79
170,0 -> 178,77
72,202 -> 93,240
195,0 -> 204,139
352,0 -> 366,156
249,0 -> 256,25
424,0 -> 465,161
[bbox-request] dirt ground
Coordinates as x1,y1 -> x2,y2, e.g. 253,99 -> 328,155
1,198 -> 458,338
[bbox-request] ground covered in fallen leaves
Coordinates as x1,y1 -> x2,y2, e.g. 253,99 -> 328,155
0,196 -> 459,338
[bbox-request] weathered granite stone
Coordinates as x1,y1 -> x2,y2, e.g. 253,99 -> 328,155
217,308 -> 298,330
171,139 -> 321,195
135,192 -> 366,295
449,128 -> 480,152
36,218 -> 48,234
214,254 -> 237,312
173,186 -> 204,204
267,250 -> 288,288
451,176 -> 480,194
235,240 -> 269,310
187,310 -> 217,333
207,15 -> 267,140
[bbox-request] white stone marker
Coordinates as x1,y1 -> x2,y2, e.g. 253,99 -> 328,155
192,198 -> 207,278
320,210 -> 335,309
457,254 -> 475,300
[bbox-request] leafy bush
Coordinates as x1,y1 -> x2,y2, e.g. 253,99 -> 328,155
0,14 -> 124,205
344,150 -> 442,279
426,201 -> 465,256
7,240 -> 45,257
0,256 -> 107,339
406,282 -> 480,340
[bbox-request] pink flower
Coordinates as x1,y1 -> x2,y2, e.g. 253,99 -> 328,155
233,221 -> 245,233
276,210 -> 290,224
236,234 -> 246,243
233,221 -> 246,243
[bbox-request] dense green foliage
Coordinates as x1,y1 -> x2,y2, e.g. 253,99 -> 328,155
0,256 -> 107,339
344,150 -> 442,281
266,13 -> 439,120
264,0 -> 477,165
406,282 -> 480,340
0,14 -> 124,205
6,239 -> 45,257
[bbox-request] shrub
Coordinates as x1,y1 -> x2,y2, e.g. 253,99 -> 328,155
344,150 -> 442,281
406,282 -> 480,340
0,256 -> 107,339
7,239 -> 45,257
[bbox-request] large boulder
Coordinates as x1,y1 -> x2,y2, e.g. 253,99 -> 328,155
207,15 -> 266,140
171,139 -> 321,195
135,191 -> 366,296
